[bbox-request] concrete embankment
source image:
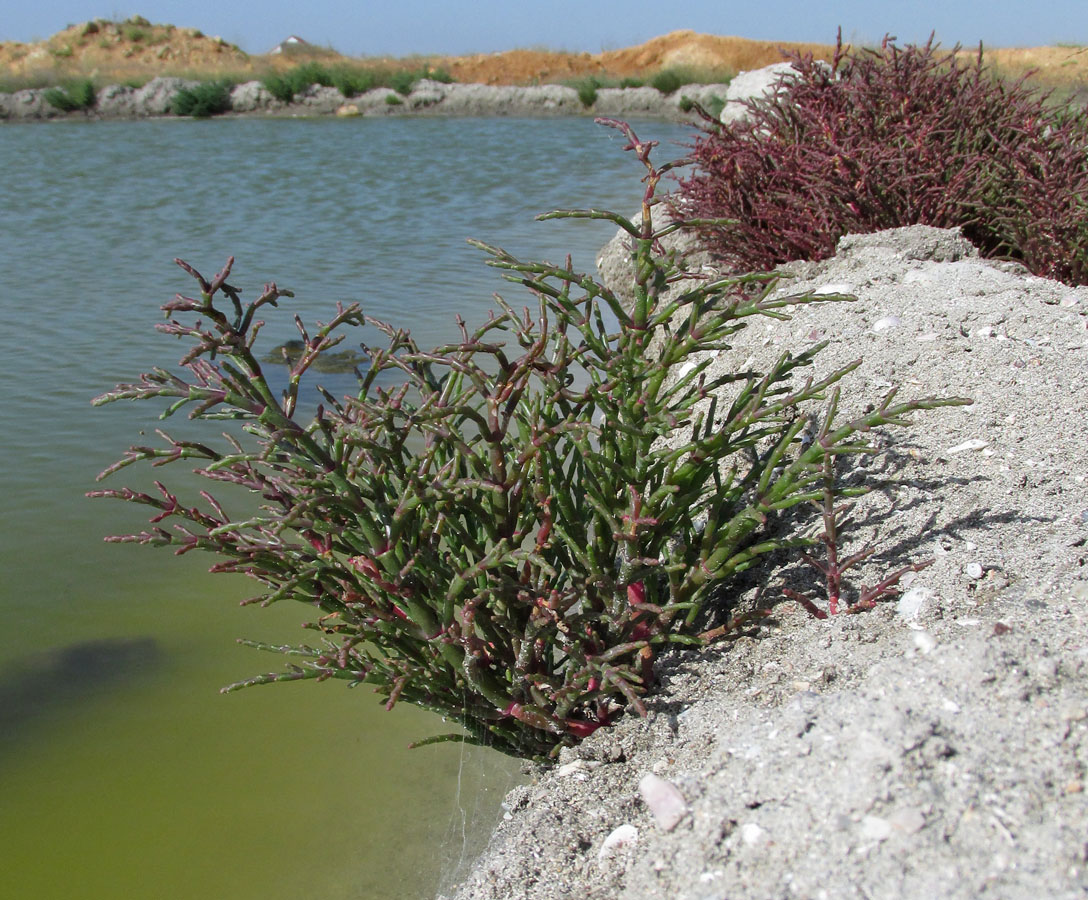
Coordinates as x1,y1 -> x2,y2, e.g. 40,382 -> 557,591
0,76 -> 730,122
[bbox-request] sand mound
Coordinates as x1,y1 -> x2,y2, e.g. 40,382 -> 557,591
447,225 -> 1088,899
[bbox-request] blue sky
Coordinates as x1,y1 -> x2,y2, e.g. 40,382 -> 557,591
5,1 -> 1086,56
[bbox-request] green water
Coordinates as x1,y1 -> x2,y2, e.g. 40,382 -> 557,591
0,115 -> 694,898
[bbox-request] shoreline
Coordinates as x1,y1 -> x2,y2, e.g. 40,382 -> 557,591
0,76 -> 729,123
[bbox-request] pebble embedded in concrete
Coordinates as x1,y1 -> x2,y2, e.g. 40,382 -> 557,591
638,773 -> 688,831
860,815 -> 894,841
557,759 -> 588,779
598,824 -> 638,862
946,438 -> 989,455
897,586 -> 932,621
813,282 -> 854,295
740,822 -> 769,847
888,806 -> 927,834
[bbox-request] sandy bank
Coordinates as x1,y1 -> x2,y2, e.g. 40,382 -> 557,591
444,224 -> 1088,899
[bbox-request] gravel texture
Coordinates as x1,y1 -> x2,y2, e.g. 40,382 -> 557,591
445,225 -> 1088,900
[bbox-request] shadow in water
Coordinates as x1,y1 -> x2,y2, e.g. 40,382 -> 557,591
0,637 -> 160,747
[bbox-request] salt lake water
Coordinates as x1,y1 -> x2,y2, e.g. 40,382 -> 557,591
0,114 -> 694,899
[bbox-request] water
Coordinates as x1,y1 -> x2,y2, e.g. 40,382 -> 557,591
0,115 -> 694,899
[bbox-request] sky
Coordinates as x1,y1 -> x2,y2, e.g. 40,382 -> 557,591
4,0 -> 1086,57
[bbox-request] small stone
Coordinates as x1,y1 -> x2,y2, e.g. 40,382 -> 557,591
557,760 -> 586,778
813,283 -> 854,296
872,315 -> 902,333
889,807 -> 927,834
638,773 -> 688,832
740,822 -> 768,846
912,630 -> 938,655
1065,780 -> 1084,795
860,815 -> 893,841
942,698 -> 961,714
946,439 -> 989,455
598,824 -> 638,861
677,360 -> 699,379
897,586 -> 932,621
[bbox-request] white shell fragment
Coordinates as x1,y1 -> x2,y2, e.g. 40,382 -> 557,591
965,562 -> 984,580
638,773 -> 688,831
897,586 -> 932,621
872,315 -> 902,333
860,815 -> 894,842
812,282 -> 854,295
598,824 -> 639,860
740,822 -> 769,846
945,439 -> 989,455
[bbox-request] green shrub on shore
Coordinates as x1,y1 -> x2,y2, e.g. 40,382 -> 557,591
571,76 -> 600,107
170,81 -> 232,117
44,79 -> 96,112
565,74 -> 639,107
649,69 -> 683,94
651,65 -> 734,93
386,69 -> 417,96
91,119 -> 963,759
262,61 -> 333,101
566,69 -> 732,108
567,75 -> 647,107
262,63 -> 454,102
